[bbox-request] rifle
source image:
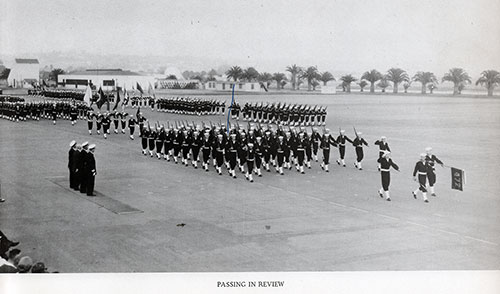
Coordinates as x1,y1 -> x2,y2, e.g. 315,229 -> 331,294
353,126 -> 358,137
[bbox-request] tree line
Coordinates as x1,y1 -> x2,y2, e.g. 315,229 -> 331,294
223,65 -> 500,96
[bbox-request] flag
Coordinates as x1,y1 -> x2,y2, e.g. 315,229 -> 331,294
136,82 -> 144,94
113,87 -> 121,111
123,88 -> 129,106
83,85 -> 92,106
136,106 -> 141,120
451,167 -> 465,191
148,82 -> 155,98
96,86 -> 107,110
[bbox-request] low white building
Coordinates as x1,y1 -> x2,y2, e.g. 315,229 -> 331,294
205,81 -> 264,92
7,58 -> 40,88
58,69 -> 155,91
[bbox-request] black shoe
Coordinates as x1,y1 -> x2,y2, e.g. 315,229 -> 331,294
378,191 -> 383,198
424,199 -> 429,203
386,198 -> 391,201
10,241 -> 20,247
431,193 -> 436,197
412,192 -> 417,199
0,198 -> 5,203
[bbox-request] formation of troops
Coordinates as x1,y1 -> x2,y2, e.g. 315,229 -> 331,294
238,102 -> 328,126
0,98 -> 89,125
68,141 -> 97,197
2,92 -> 447,203
28,89 -> 99,101
134,119 -> 444,202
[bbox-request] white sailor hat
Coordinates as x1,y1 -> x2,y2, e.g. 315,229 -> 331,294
357,132 -> 363,136
69,140 -> 76,147
82,141 -> 89,147
340,129 -> 345,133
381,136 -> 387,140
230,133 -> 236,137
248,143 -> 254,147
383,151 -> 391,157
89,144 -> 96,150
420,153 -> 427,158
325,128 -> 330,133
217,134 -> 223,137
425,147 -> 432,152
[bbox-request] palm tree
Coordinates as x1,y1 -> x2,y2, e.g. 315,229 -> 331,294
442,68 -> 471,95
475,70 -> 500,96
386,68 -> 409,94
242,67 -> 259,82
319,71 -> 335,86
361,69 -> 383,93
339,74 -> 357,93
225,66 -> 243,82
272,73 -> 287,89
258,72 -> 273,89
300,66 -> 320,91
413,71 -> 438,94
358,80 -> 368,92
377,78 -> 390,93
286,64 -> 302,90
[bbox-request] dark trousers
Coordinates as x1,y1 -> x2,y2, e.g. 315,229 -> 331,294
202,148 -> 211,163
427,171 -> 436,186
277,152 -> 284,167
130,126 -> 135,135
216,151 -> 224,167
255,154 -> 262,168
69,169 -> 78,189
148,139 -> 155,151
192,146 -> 200,161
229,151 -> 237,169
86,173 -> 95,195
156,141 -> 163,154
79,171 -> 87,193
296,149 -> 305,166
381,171 -> 391,191
322,148 -> 330,164
87,121 -> 93,130
355,147 -> 364,162
141,138 -> 148,149
338,146 -> 346,159
418,175 -> 428,192
247,159 -> 254,172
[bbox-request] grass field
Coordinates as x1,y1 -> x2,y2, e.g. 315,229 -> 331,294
0,93 -> 499,272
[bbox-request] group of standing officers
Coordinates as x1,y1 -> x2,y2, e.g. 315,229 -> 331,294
68,141 -> 97,196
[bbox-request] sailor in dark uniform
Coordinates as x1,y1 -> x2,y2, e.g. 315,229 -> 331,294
141,126 -> 150,155
156,126 -> 166,159
374,136 -> 390,171
319,129 -> 337,172
412,153 -> 429,203
352,132 -> 369,170
128,116 -> 137,140
245,143 -> 256,182
336,130 -> 352,167
191,130 -> 202,168
226,134 -> 239,178
425,147 -> 444,197
70,106 -> 78,126
377,151 -> 399,201
101,113 -> 111,139
276,136 -> 286,175
79,142 -> 89,194
87,110 -> 94,135
86,144 -> 97,196
201,131 -> 212,171
68,140 -> 77,189
214,134 -> 225,175
254,136 -> 264,177
120,111 -> 128,134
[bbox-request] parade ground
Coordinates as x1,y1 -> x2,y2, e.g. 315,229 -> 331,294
0,93 -> 499,273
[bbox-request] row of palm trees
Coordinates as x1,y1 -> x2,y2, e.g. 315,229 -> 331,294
225,65 -> 500,96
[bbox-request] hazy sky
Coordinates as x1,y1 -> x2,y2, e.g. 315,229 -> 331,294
1,0 -> 499,74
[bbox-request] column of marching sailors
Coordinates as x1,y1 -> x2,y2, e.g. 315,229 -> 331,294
135,121 -> 444,202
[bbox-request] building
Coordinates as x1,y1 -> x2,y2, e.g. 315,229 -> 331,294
7,58 -> 40,88
58,69 -> 155,91
205,81 -> 264,92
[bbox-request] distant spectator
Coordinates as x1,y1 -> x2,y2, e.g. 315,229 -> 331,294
17,256 -> 33,273
31,262 -> 48,273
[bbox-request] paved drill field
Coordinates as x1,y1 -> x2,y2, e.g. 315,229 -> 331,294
0,94 -> 499,272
